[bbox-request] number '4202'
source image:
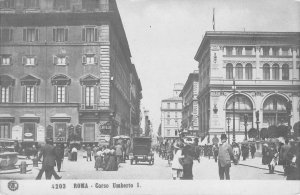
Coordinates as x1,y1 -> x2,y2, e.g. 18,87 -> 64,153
52,184 -> 66,189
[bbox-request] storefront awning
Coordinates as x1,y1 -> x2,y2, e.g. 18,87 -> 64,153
20,114 -> 40,123
0,114 -> 15,122
50,113 -> 71,123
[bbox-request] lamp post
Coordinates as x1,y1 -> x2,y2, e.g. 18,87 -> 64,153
244,114 -> 248,140
232,79 -> 236,143
226,117 -> 231,144
256,111 -> 260,140
286,100 -> 292,138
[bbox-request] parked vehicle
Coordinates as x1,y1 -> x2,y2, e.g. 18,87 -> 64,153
129,137 -> 154,165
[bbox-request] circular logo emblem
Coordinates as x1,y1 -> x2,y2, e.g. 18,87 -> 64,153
8,180 -> 19,191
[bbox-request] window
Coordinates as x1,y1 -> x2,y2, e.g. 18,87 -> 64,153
167,112 -> 170,118
53,55 -> 68,66
82,0 -> 100,10
51,75 -> 71,103
22,56 -> 37,66
263,64 -> 270,80
1,87 -> 10,103
85,86 -> 95,109
245,47 -> 255,56
167,103 -> 170,109
23,122 -> 36,141
53,28 -> 68,42
56,86 -> 66,103
99,0 -> 109,11
282,64 -> 289,80
236,47 -> 243,55
26,86 -> 35,103
0,55 -> 12,66
23,28 -> 39,42
53,0 -> 70,10
0,28 -> 13,42
82,54 -> 97,65
167,129 -> 170,136
235,64 -> 243,79
0,124 -> 10,138
24,0 -> 39,9
226,63 -> 233,79
245,64 -> 252,80
167,120 -> 170,125
175,112 -> 177,118
0,0 -> 15,9
82,27 -> 98,42
80,75 -> 99,109
175,103 -> 178,109
272,64 -> 279,80
262,47 -> 271,56
21,75 -> 40,103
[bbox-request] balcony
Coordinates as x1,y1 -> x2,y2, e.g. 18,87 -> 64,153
80,103 -> 110,111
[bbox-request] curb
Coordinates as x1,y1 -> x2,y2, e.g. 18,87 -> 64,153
238,163 -> 284,174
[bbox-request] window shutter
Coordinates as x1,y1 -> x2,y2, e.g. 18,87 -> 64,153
9,29 -> 13,41
95,28 -> 98,42
35,86 -> 38,103
23,29 -> 27,41
22,56 -> 26,65
9,56 -> 13,65
52,55 -> 57,65
65,86 -> 69,103
23,86 -> 26,103
53,29 -> 56,42
34,56 -> 37,65
94,56 -> 98,64
65,28 -> 68,41
53,85 -> 57,103
35,29 -> 39,41
82,55 -> 87,64
82,28 -> 86,42
65,56 -> 69,65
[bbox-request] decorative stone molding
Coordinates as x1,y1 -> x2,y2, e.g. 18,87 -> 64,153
211,45 -> 220,51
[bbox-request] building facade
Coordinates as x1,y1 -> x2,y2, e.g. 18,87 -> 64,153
179,71 -> 199,136
194,31 -> 300,143
0,0 -> 142,147
160,83 -> 183,138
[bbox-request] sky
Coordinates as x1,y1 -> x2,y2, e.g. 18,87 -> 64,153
116,0 -> 300,133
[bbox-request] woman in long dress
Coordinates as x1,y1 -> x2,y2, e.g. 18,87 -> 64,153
171,143 -> 183,180
95,148 -> 103,171
105,149 -> 118,171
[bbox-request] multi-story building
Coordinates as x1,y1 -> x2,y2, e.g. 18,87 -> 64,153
179,70 -> 199,136
160,83 -> 183,139
0,0 -> 142,147
194,31 -> 300,143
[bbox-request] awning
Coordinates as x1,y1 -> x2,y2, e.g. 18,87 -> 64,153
50,113 -> 71,123
20,114 -> 40,123
0,114 -> 15,122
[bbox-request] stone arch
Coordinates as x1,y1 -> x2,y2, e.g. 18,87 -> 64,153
223,92 -> 256,110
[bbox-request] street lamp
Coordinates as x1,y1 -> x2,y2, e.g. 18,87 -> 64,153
244,114 -> 248,140
256,111 -> 260,140
286,100 -> 292,138
232,79 -> 236,143
226,117 -> 231,144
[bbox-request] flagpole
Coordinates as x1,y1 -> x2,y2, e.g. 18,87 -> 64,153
213,8 -> 215,31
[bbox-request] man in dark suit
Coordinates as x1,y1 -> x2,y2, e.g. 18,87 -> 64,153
36,139 -> 61,180
54,144 -> 65,172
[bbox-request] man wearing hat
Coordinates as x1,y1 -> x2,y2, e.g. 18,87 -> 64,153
218,134 -> 234,180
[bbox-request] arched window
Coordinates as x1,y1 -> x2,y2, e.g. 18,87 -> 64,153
226,63 -> 233,79
263,64 -> 270,80
282,64 -> 289,80
235,63 -> 243,79
226,94 -> 253,132
245,63 -> 252,80
263,95 -> 288,126
272,64 -> 279,80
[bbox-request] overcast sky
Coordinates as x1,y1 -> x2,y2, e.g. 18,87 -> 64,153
116,0 -> 300,133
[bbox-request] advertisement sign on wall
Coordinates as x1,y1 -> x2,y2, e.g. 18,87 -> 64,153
11,125 -> 22,141
54,123 -> 67,142
36,125 -> 45,142
23,123 -> 36,141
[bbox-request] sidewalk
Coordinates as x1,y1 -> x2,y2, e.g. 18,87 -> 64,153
238,156 -> 284,173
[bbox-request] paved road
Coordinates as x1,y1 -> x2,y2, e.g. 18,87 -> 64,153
0,151 -> 285,180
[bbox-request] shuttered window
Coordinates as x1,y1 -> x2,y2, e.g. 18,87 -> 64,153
82,27 -> 98,42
